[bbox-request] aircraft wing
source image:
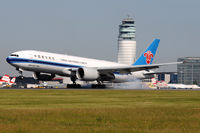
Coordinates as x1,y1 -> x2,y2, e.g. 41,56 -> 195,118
97,62 -> 182,74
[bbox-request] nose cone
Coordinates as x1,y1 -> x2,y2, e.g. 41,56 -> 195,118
6,56 -> 11,64
6,52 -> 21,67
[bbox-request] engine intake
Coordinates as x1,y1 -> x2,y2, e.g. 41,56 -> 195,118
77,68 -> 99,81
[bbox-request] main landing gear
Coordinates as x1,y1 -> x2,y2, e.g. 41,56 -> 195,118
67,84 -> 81,88
91,84 -> 106,89
91,80 -> 106,89
67,74 -> 106,89
67,72 -> 81,88
67,83 -> 106,89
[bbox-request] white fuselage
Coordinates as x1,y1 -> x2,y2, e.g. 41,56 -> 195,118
7,50 -> 147,82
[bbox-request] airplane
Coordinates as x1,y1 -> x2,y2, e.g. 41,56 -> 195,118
0,75 -> 16,86
6,39 -> 179,88
167,83 -> 200,89
150,77 -> 200,89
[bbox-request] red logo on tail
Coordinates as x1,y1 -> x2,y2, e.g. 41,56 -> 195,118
144,51 -> 154,64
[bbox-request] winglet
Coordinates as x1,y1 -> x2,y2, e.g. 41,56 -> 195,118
133,39 -> 160,66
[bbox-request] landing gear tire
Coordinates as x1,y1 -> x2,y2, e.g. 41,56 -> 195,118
67,84 -> 81,88
91,84 -> 106,89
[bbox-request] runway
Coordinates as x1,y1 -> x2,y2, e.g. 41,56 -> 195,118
1,87 -> 199,90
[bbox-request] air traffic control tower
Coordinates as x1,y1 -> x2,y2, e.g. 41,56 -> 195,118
117,17 -> 136,65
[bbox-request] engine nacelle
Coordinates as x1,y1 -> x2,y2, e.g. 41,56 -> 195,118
62,68 -> 71,76
33,72 -> 55,81
77,68 -> 99,81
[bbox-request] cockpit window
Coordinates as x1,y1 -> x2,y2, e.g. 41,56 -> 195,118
10,54 -> 19,57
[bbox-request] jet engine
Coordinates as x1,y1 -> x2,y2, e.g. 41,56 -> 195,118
33,72 -> 55,81
76,68 -> 99,81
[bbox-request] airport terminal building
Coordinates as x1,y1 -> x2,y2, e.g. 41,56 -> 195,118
177,57 -> 200,85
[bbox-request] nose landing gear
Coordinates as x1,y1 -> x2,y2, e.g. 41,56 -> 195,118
16,68 -> 24,80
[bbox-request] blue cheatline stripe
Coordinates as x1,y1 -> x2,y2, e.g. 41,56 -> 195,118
6,57 -> 82,68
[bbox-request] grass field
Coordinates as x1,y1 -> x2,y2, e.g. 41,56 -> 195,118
0,89 -> 200,133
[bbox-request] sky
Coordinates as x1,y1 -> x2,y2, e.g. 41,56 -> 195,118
0,0 -> 200,76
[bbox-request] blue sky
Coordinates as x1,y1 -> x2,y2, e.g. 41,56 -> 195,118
0,0 -> 200,75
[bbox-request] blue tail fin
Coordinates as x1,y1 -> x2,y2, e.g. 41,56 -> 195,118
133,39 -> 160,66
